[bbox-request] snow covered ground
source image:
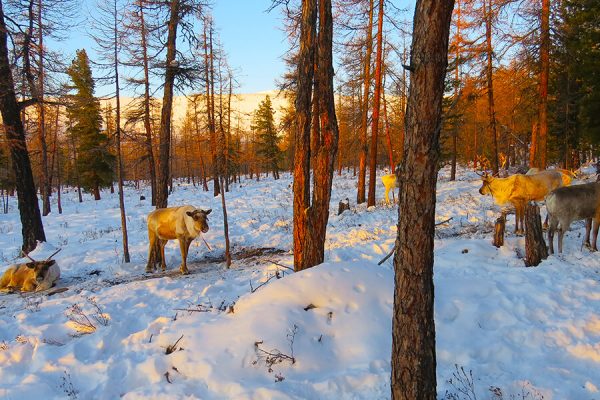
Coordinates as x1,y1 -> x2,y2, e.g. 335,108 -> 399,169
0,166 -> 599,399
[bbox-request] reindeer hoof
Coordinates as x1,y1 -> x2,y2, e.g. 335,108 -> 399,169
180,267 -> 189,275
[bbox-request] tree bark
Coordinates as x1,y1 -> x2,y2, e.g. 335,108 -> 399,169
367,0 -> 384,207
493,213 -> 505,248
537,0 -> 549,169
155,0 -> 180,209
484,0 -> 499,174
524,203 -> 548,267
293,0 -> 316,271
357,0 -> 374,205
0,0 -> 46,253
137,0 -> 157,206
391,0 -> 454,398
114,0 -> 130,263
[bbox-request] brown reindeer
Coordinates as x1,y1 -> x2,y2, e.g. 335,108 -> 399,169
146,205 -> 211,274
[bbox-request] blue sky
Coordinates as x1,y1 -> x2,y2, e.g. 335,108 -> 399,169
59,0 -> 288,95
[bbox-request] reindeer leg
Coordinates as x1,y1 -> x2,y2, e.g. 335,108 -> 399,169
592,219 -> 599,252
178,236 -> 190,275
159,240 -> 168,271
146,230 -> 157,273
548,222 -> 555,255
584,218 -> 592,249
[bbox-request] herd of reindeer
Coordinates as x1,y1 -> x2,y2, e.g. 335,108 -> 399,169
1,164 -> 599,294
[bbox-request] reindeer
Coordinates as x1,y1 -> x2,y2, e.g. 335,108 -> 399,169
546,182 -> 600,254
478,170 -> 564,234
0,249 -> 61,293
146,205 -> 211,275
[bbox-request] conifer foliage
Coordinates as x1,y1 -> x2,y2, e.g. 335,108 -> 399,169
253,95 -> 282,180
66,49 -> 115,200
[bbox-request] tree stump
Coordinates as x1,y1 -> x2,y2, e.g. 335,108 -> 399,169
524,202 -> 548,267
338,198 -> 350,215
492,213 -> 506,248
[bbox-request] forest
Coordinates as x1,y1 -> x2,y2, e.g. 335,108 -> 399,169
0,0 -> 599,398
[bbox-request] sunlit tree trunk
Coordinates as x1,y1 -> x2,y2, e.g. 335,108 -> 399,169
484,0 -> 499,174
113,0 -> 130,262
357,0 -> 373,204
391,0 -> 454,397
537,0 -> 549,169
155,0 -> 180,209
367,0 -> 384,207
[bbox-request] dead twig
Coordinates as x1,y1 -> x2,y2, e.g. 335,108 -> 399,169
378,217 -> 454,265
265,259 -> 294,271
165,335 -> 184,355
250,270 -> 282,293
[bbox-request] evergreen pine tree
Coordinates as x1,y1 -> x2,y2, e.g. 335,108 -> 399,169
66,49 -> 115,200
253,95 -> 282,179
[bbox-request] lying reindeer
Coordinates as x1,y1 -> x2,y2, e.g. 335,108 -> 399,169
146,205 -> 211,275
546,181 -> 600,254
0,249 -> 61,293
478,170 -> 565,234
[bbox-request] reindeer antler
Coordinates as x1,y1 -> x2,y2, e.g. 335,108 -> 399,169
21,251 -> 37,263
45,248 -> 62,261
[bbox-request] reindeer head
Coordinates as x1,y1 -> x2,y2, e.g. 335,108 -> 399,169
22,248 -> 61,283
186,208 -> 212,233
477,171 -> 494,195
26,260 -> 57,283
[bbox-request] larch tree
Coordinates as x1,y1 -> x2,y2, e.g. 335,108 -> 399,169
90,0 -> 130,262
0,0 -> 46,253
366,0 -> 384,207
154,0 -> 208,209
391,0 -> 454,398
253,95 -> 282,180
123,0 -> 158,206
357,0 -> 374,205
293,0 -> 339,272
66,49 -> 115,201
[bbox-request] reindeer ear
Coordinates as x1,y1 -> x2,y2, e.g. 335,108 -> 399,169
186,211 -> 193,217
203,209 -> 212,215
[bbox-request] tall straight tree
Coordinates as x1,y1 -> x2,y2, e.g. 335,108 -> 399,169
484,0 -> 499,174
293,0 -> 339,272
155,0 -> 180,209
66,50 -> 114,201
357,0 -> 374,205
124,0 -> 157,205
366,0 -> 384,207
0,0 -> 46,253
391,0 -> 454,398
91,0 -> 130,262
537,0 -> 550,169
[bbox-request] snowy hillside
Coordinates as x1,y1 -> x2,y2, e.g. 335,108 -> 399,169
0,167 -> 599,399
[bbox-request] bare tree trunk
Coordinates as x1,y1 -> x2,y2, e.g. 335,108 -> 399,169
155,0 -> 180,209
524,203 -> 548,267
367,0 -> 384,207
391,0 -> 454,398
219,175 -> 231,268
537,0 -> 549,169
0,0 -> 46,253
357,0 -> 374,205
114,0 -> 130,262
293,0 -> 316,271
137,0 -> 157,206
484,0 -> 499,174
204,20 -> 220,197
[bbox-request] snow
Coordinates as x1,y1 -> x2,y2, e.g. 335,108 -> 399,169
1,166 -> 599,399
